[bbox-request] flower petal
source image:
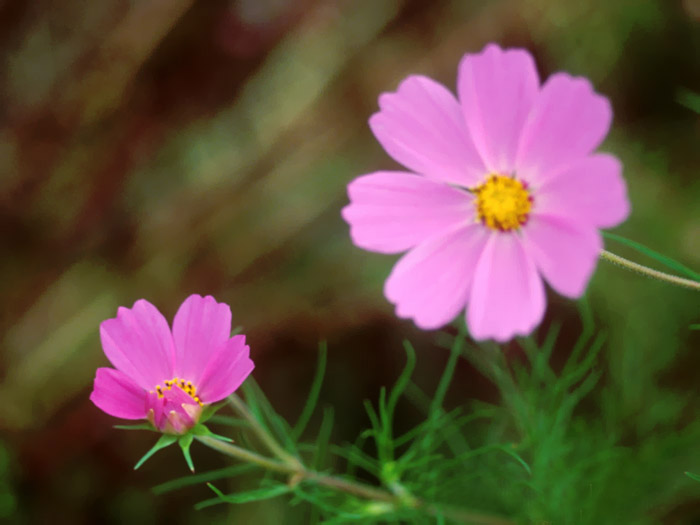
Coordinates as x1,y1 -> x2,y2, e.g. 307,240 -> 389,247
197,335 -> 254,403
99,299 -> 176,390
516,73 -> 612,183
172,294 -> 232,384
369,75 -> 485,186
90,368 -> 147,420
384,225 -> 489,330
533,154 -> 630,229
522,215 -> 602,298
341,171 -> 474,254
467,233 -> 545,342
457,43 -> 540,175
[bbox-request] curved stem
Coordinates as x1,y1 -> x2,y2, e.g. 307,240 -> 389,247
600,250 -> 700,292
195,435 -> 513,525
227,393 -> 302,468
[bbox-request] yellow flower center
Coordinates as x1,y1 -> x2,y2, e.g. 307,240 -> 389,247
154,377 -> 203,406
473,174 -> 532,231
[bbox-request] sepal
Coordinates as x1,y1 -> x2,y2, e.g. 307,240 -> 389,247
192,423 -> 234,443
198,401 -> 226,425
134,434 -> 178,470
179,433 -> 195,472
126,419 -> 234,471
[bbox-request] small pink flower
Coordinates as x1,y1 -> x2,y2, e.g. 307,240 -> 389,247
342,43 -> 629,341
90,294 -> 254,434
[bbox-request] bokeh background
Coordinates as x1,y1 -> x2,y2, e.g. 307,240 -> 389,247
1,0 -> 699,523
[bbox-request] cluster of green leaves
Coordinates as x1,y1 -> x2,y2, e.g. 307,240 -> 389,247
150,305 -> 699,524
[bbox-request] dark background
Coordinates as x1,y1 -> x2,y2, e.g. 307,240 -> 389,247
1,0 -> 699,523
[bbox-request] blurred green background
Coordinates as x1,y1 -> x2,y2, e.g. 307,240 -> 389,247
1,0 -> 699,523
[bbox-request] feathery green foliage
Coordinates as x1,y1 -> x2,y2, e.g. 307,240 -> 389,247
156,307 -> 699,523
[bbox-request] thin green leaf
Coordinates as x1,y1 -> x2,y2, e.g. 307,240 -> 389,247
292,342 -> 328,441
431,323 -> 465,414
134,434 -> 178,470
113,423 -> 155,431
603,232 -> 700,281
492,445 -> 532,476
555,333 -> 606,397
194,497 -> 223,510
313,406 -> 335,470
206,415 -> 249,428
152,464 -> 257,494
292,485 -> 366,520
685,471 -> 700,482
363,400 -> 382,437
331,443 -> 380,476
521,322 -> 561,384
689,324 -> 700,331
198,482 -> 290,508
242,379 -> 296,452
386,342 -> 417,422
677,88 -> 700,114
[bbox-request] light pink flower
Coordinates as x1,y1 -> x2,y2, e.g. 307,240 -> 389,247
90,294 -> 254,434
342,43 -> 629,341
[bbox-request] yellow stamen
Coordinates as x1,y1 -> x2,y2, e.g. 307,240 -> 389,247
154,376 -> 203,406
473,174 -> 532,231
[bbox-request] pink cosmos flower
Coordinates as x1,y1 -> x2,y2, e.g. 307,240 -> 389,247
90,294 -> 254,434
342,43 -> 629,342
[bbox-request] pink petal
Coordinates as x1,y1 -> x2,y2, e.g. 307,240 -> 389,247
99,299 -> 176,390
533,154 -> 630,229
516,73 -> 612,183
90,367 -> 147,420
197,335 -> 254,403
521,215 -> 602,298
467,234 -> 545,342
146,391 -> 166,430
457,43 -> 540,175
341,171 -> 474,254
369,75 -> 485,186
384,225 -> 489,330
172,294 -> 233,384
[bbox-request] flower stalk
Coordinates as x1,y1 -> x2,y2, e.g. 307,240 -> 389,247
226,393 -> 302,468
195,396 -> 514,525
600,250 -> 700,292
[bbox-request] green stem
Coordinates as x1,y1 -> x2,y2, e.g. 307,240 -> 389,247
195,435 -> 291,474
227,393 -> 302,468
195,434 -> 513,525
600,250 -> 700,292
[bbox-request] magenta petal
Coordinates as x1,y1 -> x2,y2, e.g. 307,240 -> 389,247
522,215 -> 602,298
197,335 -> 254,403
385,225 -> 489,330
457,43 -> 539,174
467,234 -> 545,342
516,73 -> 612,183
534,154 -> 630,229
99,299 -> 176,390
341,171 -> 474,254
90,368 -> 147,420
146,391 -> 166,429
369,75 -> 485,186
172,294 -> 232,384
